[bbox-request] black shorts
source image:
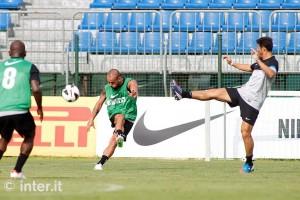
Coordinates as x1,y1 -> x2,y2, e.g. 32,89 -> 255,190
226,88 -> 259,126
0,112 -> 36,141
110,118 -> 134,142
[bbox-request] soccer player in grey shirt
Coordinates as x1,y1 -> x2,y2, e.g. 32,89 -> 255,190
171,37 -> 278,173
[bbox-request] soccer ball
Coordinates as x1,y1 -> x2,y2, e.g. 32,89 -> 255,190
62,84 -> 80,102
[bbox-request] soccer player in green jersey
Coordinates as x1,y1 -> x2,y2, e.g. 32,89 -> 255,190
87,69 -> 138,170
0,40 -> 43,179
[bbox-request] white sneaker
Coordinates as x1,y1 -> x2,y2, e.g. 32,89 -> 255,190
94,164 -> 103,171
10,170 -> 26,179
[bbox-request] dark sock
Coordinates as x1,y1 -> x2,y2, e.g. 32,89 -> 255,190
114,129 -> 123,136
0,150 -> 4,160
182,90 -> 192,98
97,155 -> 109,165
14,154 -> 29,173
246,155 -> 253,165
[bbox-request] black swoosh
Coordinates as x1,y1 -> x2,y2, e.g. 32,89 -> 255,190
133,111 -> 233,146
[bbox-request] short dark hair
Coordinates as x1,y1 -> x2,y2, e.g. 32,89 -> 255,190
256,36 -> 273,52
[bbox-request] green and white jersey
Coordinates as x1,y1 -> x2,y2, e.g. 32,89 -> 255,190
0,57 -> 40,116
105,78 -> 137,122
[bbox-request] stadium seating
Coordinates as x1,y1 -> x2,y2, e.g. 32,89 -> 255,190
282,0 -> 300,9
129,12 -> 155,31
0,12 -> 11,30
199,12 -> 223,31
92,32 -> 118,53
118,32 -> 140,53
236,32 -> 260,53
0,0 -> 23,9
79,13 -> 105,30
233,0 -> 258,9
287,32 -> 300,53
161,0 -> 185,9
105,12 -> 130,31
70,32 -> 93,52
113,0 -> 137,9
90,0 -> 113,8
187,32 -> 212,53
257,0 -> 283,9
271,12 -> 297,31
212,32 -> 237,53
185,0 -> 209,9
153,10 -> 172,31
139,32 -> 161,53
222,12 -> 249,31
247,10 -> 271,31
137,0 -> 162,9
209,0 -> 234,9
271,31 -> 287,52
173,12 -> 201,31
169,32 -> 188,53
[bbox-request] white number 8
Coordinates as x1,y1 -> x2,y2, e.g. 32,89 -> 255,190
2,67 -> 17,89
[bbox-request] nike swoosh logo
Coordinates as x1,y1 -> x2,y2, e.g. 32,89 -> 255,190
133,111 -> 233,146
4,60 -> 22,66
110,94 -> 118,99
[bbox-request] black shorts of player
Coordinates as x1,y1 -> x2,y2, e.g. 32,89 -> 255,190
110,118 -> 134,142
226,88 -> 259,126
0,112 -> 36,141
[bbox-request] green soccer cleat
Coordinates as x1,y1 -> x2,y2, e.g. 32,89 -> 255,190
117,135 -> 124,148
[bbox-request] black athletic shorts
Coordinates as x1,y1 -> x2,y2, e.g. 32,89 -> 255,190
110,118 -> 134,142
0,112 -> 36,141
226,88 -> 259,126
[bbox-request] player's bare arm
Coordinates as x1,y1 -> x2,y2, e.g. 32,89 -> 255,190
87,90 -> 106,131
31,79 -> 43,122
128,80 -> 138,98
224,56 -> 252,72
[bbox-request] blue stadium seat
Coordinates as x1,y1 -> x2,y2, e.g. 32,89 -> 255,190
247,11 -> 271,31
282,0 -> 300,9
90,0 -> 113,8
0,12 -> 11,30
118,32 -> 140,53
0,0 -> 23,9
113,0 -> 137,9
139,32 -> 161,54
271,32 -> 286,53
161,0 -> 185,9
173,12 -> 201,31
212,32 -> 237,53
79,13 -> 105,30
236,32 -> 260,53
70,32 -> 93,52
271,12 -> 297,31
187,32 -> 212,53
257,0 -> 283,9
185,0 -> 209,9
129,12 -> 154,31
209,0 -> 234,9
222,12 -> 249,31
287,32 -> 300,53
104,13 -> 130,31
170,32 -> 188,53
152,10 -> 172,31
92,32 -> 117,53
199,12 -> 223,31
233,0 -> 258,9
137,0 -> 161,9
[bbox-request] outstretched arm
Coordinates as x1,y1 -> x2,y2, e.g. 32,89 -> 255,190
128,80 -> 138,98
87,90 -> 106,131
224,56 -> 252,72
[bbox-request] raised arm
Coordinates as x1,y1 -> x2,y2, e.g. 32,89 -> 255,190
87,90 -> 106,131
128,79 -> 138,98
224,56 -> 252,72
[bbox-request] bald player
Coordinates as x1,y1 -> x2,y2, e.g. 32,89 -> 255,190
87,69 -> 138,170
0,40 -> 43,179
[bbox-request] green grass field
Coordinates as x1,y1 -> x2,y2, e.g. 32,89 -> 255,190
0,157 -> 299,200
